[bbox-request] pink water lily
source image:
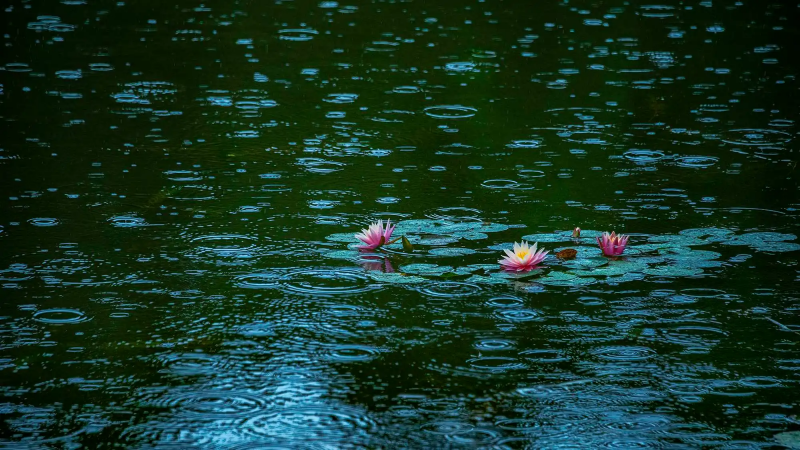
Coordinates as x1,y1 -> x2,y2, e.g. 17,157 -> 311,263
355,219 -> 395,250
499,241 -> 549,272
597,231 -> 629,256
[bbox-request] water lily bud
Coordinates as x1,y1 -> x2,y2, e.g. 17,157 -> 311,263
402,236 -> 414,252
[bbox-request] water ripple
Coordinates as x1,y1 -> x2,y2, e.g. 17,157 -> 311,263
418,281 -> 481,298
281,269 -> 381,296
674,155 -> 718,168
721,128 -> 792,146
33,308 -> 89,324
590,346 -> 656,361
423,105 -> 477,119
144,390 -> 270,419
278,28 -> 318,41
243,406 -> 377,440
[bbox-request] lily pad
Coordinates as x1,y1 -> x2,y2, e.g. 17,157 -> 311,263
460,232 -> 489,240
521,232 -> 575,243
775,431 -> 800,449
465,274 -> 511,285
679,227 -> 735,242
643,266 -> 704,277
454,266 -> 479,276
367,272 -> 427,284
607,272 -> 646,284
323,250 -> 361,260
400,264 -> 454,276
428,247 -> 477,257
754,242 -> 800,253
416,236 -> 461,246
464,263 -> 499,273
478,223 -> 510,233
326,232 -> 360,243
539,273 -> 596,286
571,260 -> 647,277
538,271 -> 576,284
723,232 -> 799,252
648,234 -> 706,247
560,256 -> 608,270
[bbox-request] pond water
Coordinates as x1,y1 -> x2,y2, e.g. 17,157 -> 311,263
1,0 -> 799,447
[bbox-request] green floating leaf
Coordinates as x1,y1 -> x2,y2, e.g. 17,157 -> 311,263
428,247 -> 476,257
734,231 -> 795,242
539,271 -> 595,286
571,260 -> 647,277
440,272 -> 463,279
648,235 -> 706,247
723,232 -> 799,252
460,232 -> 489,241
440,222 -> 481,233
520,232 -> 573,243
634,243 -> 675,253
661,249 -> 723,268
478,223 -> 510,233
400,264 -> 454,276
522,230 -> 607,244
392,219 -> 438,234
775,431 -> 800,449
465,274 -> 510,285
416,236 -> 461,246
560,256 -> 608,270
679,259 -> 724,269
679,227 -> 735,242
465,263 -> 499,272
488,242 -> 514,251
367,272 -> 427,284
454,266 -> 480,276
643,266 -> 704,277
326,232 -> 360,243
754,242 -> 800,253
635,255 -> 668,265
323,250 -> 361,260
656,246 -> 696,255
661,248 -> 719,258
608,272 -> 646,283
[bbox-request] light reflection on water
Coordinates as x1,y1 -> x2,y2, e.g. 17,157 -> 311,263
0,0 -> 799,447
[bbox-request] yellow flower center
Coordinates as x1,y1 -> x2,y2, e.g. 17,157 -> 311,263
516,250 -> 529,258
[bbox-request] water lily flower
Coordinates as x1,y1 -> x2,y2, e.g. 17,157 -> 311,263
499,241 -> 549,272
355,219 -> 395,250
597,231 -> 629,256
572,227 -> 581,238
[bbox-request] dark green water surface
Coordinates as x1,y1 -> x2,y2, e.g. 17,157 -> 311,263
1,0 -> 800,447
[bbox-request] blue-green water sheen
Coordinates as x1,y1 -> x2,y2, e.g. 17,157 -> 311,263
1,0 -> 799,447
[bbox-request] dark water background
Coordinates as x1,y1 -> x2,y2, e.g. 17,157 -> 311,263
1,0 -> 800,447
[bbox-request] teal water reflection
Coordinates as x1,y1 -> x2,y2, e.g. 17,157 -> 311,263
1,0 -> 799,447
